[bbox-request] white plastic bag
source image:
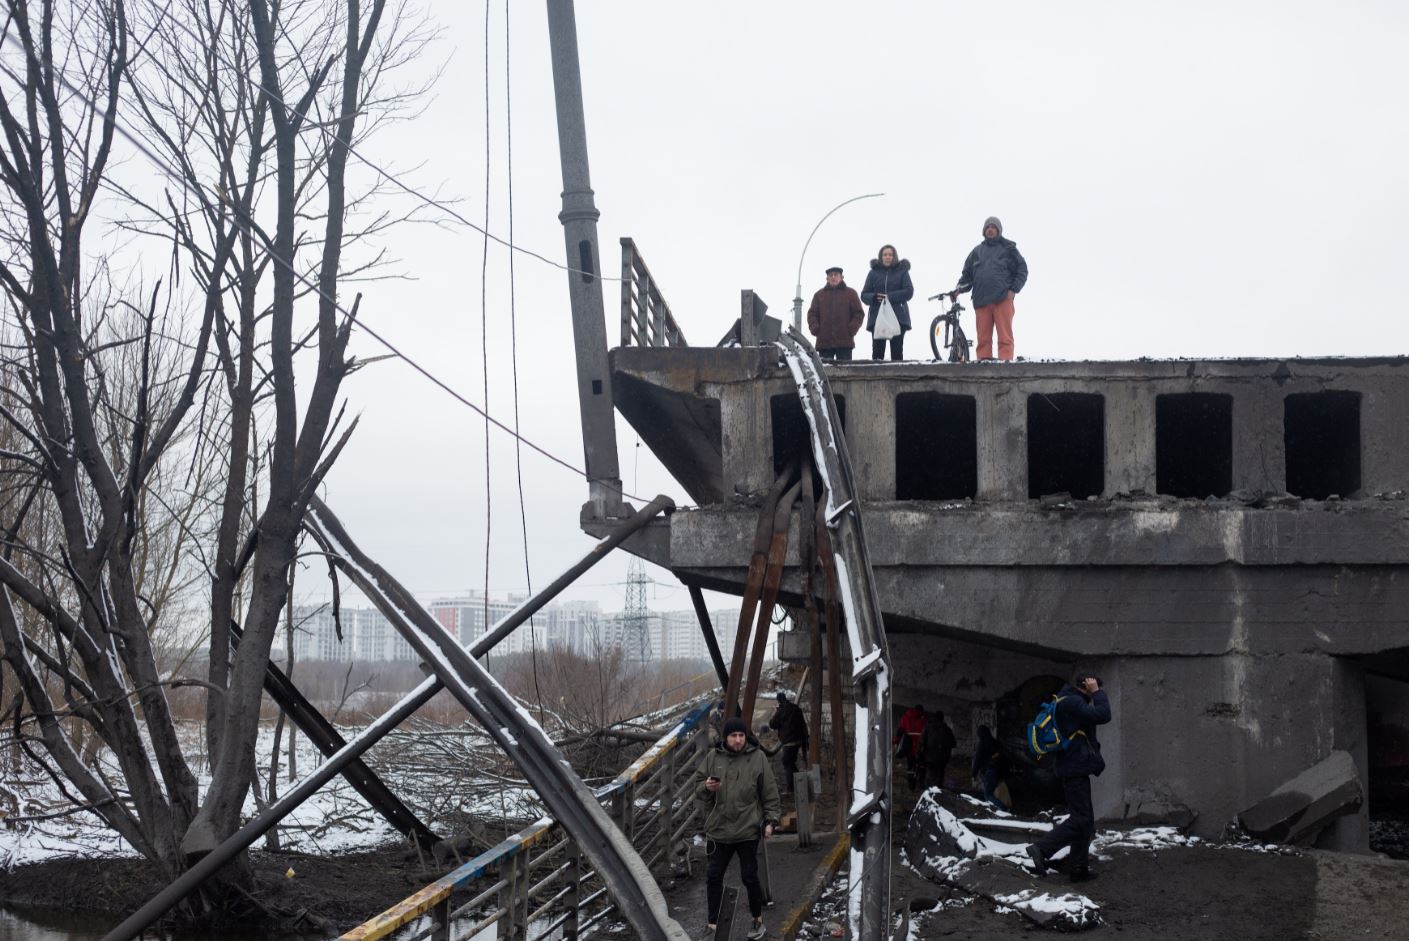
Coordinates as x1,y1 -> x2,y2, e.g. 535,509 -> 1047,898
873,297 -> 901,339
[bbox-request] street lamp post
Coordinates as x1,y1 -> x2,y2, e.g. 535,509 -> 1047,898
791,193 -> 885,333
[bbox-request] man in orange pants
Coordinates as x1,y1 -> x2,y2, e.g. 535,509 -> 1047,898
953,216 -> 1029,361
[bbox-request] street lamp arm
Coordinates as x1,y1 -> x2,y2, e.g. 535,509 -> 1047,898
791,192 -> 885,331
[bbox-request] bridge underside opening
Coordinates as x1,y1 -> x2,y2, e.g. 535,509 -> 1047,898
1367,672 -> 1409,841
772,394 -> 845,476
1285,390 -> 1361,499
1157,392 -> 1233,497
1027,392 -> 1104,499
896,392 -> 977,500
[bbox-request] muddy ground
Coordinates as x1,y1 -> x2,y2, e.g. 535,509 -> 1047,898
2,820 -> 1407,938
855,800 -> 1409,941
0,843 -> 436,935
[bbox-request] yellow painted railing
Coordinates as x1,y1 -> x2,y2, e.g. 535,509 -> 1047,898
341,701 -> 714,941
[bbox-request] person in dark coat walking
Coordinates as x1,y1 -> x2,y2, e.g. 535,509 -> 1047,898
859,244 -> 914,361
918,710 -> 956,791
1026,673 -> 1112,883
695,716 -> 780,941
768,691 -> 809,794
806,266 -> 865,360
971,725 -> 1010,810
953,217 -> 1028,361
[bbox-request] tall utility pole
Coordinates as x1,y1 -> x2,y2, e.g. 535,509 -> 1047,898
546,0 -> 624,521
621,556 -> 653,664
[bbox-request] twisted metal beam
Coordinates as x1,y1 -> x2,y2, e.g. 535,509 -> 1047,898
776,328 -> 893,941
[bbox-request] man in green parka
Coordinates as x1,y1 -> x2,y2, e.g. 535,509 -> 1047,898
694,716 -> 781,940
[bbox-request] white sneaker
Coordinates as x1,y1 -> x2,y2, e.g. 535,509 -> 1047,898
747,920 -> 766,940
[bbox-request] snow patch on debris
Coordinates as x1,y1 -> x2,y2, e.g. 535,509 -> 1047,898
912,790 -> 1060,870
994,888 -> 1101,928
1093,825 -> 1197,854
956,792 -> 1015,817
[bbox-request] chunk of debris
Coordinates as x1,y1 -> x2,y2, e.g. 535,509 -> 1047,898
905,790 -> 1100,931
1236,750 -> 1362,845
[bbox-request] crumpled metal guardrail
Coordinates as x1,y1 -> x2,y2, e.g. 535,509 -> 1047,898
342,702 -> 714,941
308,497 -> 690,941
776,327 -> 894,941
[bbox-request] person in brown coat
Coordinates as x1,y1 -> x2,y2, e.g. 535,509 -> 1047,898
806,266 -> 864,360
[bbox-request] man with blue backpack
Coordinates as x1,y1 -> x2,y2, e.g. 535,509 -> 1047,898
1025,673 -> 1112,883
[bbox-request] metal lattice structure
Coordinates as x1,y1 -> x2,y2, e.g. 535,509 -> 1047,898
619,555 -> 654,664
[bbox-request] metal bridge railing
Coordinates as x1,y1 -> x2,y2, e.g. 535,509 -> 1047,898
620,238 -> 687,349
342,702 -> 714,941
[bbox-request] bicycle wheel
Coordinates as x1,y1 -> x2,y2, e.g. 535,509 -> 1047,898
929,315 -> 945,361
949,323 -> 971,364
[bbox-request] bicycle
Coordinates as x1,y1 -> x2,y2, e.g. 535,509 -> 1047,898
928,292 -> 972,363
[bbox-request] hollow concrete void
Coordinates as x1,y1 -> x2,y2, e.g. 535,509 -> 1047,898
896,392 -> 977,500
1285,390 -> 1361,499
1027,392 -> 1104,499
771,393 -> 845,477
1157,392 -> 1233,498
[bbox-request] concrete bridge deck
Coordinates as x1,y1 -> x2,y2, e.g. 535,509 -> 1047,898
597,348 -> 1409,850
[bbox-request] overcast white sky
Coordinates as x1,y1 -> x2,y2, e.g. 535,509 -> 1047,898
300,0 -> 1409,614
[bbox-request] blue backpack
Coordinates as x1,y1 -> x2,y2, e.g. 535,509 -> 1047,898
1027,695 -> 1082,757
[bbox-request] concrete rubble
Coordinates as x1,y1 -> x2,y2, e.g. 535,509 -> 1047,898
1237,749 -> 1363,845
905,789 -> 1100,931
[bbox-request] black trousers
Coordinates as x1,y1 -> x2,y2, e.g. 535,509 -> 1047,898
872,332 -> 905,360
1033,774 -> 1095,871
707,838 -> 764,921
818,347 -> 853,361
780,743 -> 804,791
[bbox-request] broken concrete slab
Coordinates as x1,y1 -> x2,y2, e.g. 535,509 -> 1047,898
906,790 -> 1099,931
1237,750 -> 1363,845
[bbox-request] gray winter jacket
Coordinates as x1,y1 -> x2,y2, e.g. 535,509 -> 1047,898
956,219 -> 1028,308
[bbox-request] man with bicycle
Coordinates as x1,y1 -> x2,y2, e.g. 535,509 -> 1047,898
953,216 -> 1028,361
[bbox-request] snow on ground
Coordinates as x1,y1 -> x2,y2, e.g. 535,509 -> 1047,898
992,888 -> 1101,928
0,720 -> 539,870
1092,825 -> 1197,855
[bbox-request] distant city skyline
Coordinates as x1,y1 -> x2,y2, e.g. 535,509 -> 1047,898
285,590 -> 741,665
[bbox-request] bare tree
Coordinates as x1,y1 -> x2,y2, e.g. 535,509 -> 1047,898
0,0 -> 430,896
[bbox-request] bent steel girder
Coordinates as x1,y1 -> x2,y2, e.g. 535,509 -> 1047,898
229,621 -> 439,851
101,498 -> 674,941
308,495 -> 689,941
776,328 -> 893,941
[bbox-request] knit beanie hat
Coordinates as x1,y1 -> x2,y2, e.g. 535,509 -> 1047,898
983,216 -> 1003,236
722,717 -> 748,737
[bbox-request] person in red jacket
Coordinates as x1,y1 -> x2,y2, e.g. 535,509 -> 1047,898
806,266 -> 864,361
894,704 -> 929,789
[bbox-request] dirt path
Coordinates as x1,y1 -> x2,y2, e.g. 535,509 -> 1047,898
3,830 -> 1406,939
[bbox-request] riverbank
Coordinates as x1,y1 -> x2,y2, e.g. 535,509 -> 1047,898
0,842 -> 428,935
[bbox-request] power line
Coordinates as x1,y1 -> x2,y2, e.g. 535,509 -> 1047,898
0,26 -> 653,506
480,0 -> 494,650
506,0 -> 546,720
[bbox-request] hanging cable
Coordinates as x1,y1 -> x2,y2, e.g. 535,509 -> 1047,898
504,0 -> 547,723
480,0 -> 494,658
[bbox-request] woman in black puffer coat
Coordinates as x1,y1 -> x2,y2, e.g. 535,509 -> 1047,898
859,244 -> 914,361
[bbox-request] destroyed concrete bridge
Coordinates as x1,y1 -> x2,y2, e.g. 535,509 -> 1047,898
594,333 -> 1409,849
